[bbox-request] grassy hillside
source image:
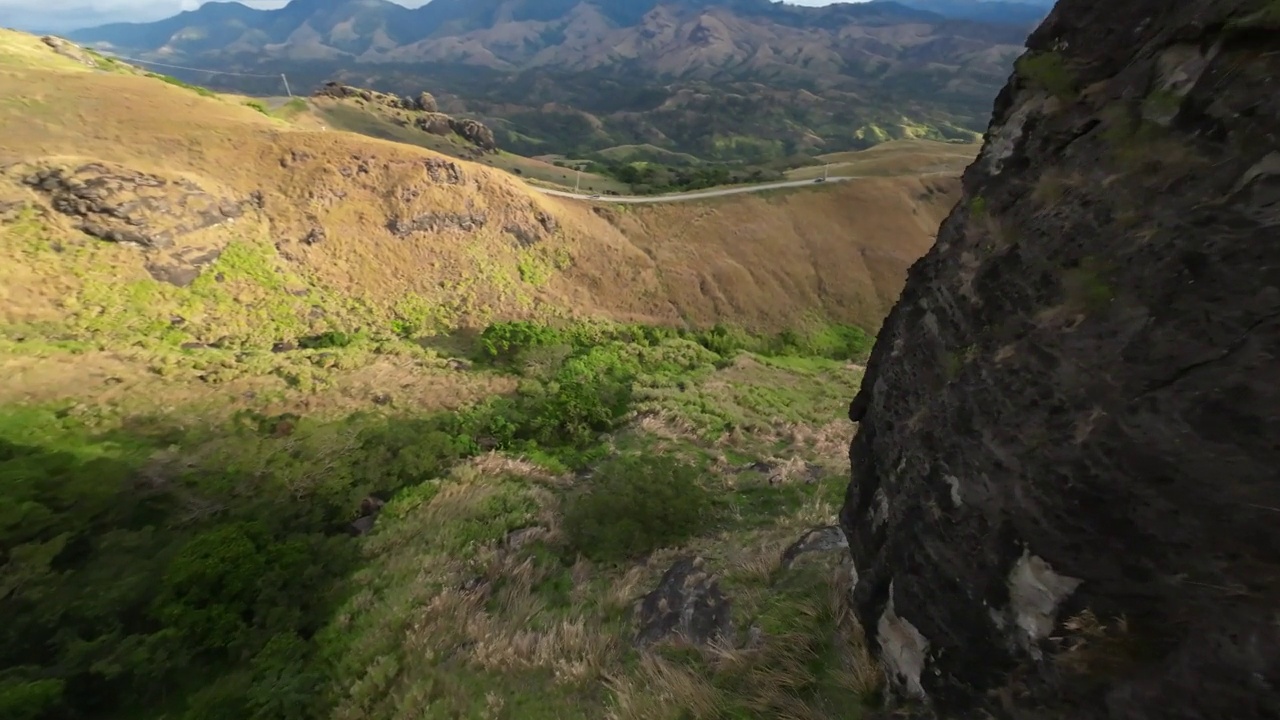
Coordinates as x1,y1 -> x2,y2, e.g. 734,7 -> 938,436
0,30 -> 965,720
0,31 -> 963,337
787,139 -> 979,181
311,97 -> 631,194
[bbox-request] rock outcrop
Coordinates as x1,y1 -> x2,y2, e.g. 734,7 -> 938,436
447,117 -> 497,153
842,1 -> 1279,718
633,556 -> 733,648
21,162 -> 247,249
40,35 -> 98,67
313,81 -> 497,153
11,161 -> 248,286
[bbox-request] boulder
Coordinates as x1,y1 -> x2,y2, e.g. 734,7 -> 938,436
633,556 -> 733,648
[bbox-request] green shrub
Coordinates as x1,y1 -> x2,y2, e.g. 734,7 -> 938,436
298,330 -> 359,350
1015,51 -> 1077,100
769,323 -> 874,362
691,322 -> 761,357
279,98 -> 309,117
0,678 -> 64,720
244,100 -> 269,115
478,320 -> 565,361
562,455 -> 714,563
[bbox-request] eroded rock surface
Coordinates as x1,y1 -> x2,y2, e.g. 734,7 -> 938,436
21,162 -> 246,249
842,1 -> 1280,718
781,526 -> 848,570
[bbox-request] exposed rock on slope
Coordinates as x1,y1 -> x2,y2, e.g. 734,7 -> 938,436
0,30 -> 962,338
842,0 -> 1280,717
40,35 -> 97,66
314,81 -> 497,153
19,162 -> 248,249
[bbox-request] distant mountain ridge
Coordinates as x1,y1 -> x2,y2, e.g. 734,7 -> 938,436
70,0 -> 1039,65
895,0 -> 1055,23
68,0 -> 1052,161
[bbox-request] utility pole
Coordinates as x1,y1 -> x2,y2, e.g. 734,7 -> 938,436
823,163 -> 829,181
574,167 -> 581,193
281,73 -> 293,98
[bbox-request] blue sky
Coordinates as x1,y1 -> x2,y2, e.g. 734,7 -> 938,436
2,0 -> 860,33
1,0 -> 854,33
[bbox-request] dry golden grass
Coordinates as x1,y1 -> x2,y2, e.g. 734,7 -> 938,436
598,177 -> 959,332
0,30 -> 962,338
0,345 -> 518,418
606,558 -> 882,720
312,96 -> 632,193
789,138 -> 980,180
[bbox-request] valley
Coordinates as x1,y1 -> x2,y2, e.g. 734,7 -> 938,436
0,27 -> 959,720
5,0 -> 1271,717
64,0 -> 1047,164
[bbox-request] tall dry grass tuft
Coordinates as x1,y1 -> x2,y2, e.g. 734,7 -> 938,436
606,651 -> 725,720
634,410 -> 702,443
605,562 -> 653,612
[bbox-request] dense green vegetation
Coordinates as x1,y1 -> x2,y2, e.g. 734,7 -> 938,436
555,156 -> 790,195
0,316 -> 875,720
1,152 -> 876,719
179,58 -> 989,164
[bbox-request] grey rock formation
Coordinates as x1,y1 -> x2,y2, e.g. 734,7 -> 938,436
413,91 -> 438,113
781,525 -> 849,569
40,35 -> 97,67
414,112 -> 454,136
315,81 -> 497,153
633,556 -> 733,648
842,1 -> 1280,718
447,117 -> 497,153
21,162 -> 247,249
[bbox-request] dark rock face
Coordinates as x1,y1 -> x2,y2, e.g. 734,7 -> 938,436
314,81 -> 376,103
841,1 -> 1280,718
633,556 -> 733,648
21,162 -> 246,249
145,247 -> 224,287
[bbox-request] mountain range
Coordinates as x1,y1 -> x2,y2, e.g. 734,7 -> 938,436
67,0 -> 1056,160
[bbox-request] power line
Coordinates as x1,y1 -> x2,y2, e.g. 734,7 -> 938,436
100,51 -> 282,78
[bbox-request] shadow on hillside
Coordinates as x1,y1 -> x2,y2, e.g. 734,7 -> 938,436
0,403 -> 465,719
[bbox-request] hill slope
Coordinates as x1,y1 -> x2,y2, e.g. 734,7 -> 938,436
0,28 -> 968,720
0,29 -> 962,350
67,0 -> 1035,160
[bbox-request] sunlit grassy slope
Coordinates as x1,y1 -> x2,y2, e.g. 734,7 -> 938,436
0,29 -> 970,720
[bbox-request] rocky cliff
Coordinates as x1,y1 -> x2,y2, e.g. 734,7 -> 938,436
842,1 -> 1280,718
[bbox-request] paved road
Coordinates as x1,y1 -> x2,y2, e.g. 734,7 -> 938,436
530,176 -> 852,204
